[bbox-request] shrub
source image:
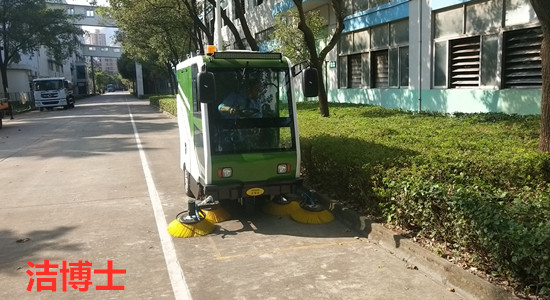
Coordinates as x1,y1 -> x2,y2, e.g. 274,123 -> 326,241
149,95 -> 176,116
296,102 -> 549,296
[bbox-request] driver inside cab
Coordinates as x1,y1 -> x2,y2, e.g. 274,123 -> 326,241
218,77 -> 263,118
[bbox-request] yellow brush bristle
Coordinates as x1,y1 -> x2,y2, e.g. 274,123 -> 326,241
290,208 -> 334,224
263,200 -> 300,216
167,218 -> 215,238
203,208 -> 230,223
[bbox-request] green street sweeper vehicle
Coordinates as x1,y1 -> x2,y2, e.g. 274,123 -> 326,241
175,47 -> 318,213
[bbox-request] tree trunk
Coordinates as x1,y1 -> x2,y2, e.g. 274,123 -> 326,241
233,0 -> 258,51
292,0 -> 344,117
180,0 -> 213,46
0,63 -> 7,95
538,30 -> 550,153
530,0 -> 550,152
312,59 -> 329,117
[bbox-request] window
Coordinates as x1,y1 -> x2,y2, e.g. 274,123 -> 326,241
76,65 -> 86,80
372,50 -> 389,88
191,65 -> 200,114
502,27 -> 542,88
255,27 -> 274,43
344,0 -> 386,15
399,47 -> 409,87
86,10 -> 94,17
348,54 -> 362,88
338,56 -> 348,88
449,36 -> 480,88
67,7 -> 75,15
338,19 -> 408,89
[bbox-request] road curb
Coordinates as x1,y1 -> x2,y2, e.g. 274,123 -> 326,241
310,190 -> 517,300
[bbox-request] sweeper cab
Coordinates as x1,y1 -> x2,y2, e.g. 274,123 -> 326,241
175,46 -> 318,213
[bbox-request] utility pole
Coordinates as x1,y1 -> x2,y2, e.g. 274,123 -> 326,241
214,0 -> 222,49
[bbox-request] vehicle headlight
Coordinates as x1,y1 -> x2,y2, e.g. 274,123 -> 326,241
277,163 -> 290,174
218,167 -> 232,178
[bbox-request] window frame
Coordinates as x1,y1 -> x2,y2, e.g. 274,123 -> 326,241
337,19 -> 408,89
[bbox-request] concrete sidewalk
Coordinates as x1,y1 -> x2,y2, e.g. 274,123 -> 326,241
313,190 -> 518,300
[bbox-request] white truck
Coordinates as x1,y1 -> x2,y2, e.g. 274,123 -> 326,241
33,77 -> 75,110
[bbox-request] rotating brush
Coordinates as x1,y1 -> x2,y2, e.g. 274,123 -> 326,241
263,194 -> 300,216
197,195 -> 230,223
168,199 -> 215,238
290,192 -> 334,224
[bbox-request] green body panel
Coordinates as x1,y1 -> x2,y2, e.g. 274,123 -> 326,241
210,151 -> 297,185
176,65 -> 202,132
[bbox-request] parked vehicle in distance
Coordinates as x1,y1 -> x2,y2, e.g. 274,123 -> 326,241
106,84 -> 114,92
33,77 -> 75,110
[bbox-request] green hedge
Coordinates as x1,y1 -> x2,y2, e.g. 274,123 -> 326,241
149,95 -> 177,116
297,102 -> 549,297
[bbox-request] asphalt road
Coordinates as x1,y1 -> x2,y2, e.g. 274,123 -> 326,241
0,93 -> 465,299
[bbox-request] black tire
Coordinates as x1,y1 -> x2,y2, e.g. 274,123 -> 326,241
183,166 -> 194,197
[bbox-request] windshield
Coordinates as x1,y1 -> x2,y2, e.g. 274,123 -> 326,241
34,80 -> 62,91
208,67 -> 296,154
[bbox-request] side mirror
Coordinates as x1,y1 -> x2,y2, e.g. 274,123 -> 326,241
197,72 -> 216,103
302,67 -> 318,97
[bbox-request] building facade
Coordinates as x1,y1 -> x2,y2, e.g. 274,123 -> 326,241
86,29 -> 119,74
215,0 -> 542,115
2,1 -> 118,99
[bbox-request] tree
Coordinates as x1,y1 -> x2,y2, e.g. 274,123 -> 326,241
107,0 -> 193,64
117,52 -> 136,84
530,1 -> 550,153
292,0 -> 345,117
181,0 -> 258,51
0,0 -> 83,96
271,9 -> 327,68
106,0 -> 196,93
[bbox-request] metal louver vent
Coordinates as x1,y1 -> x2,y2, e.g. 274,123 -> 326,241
450,36 -> 480,88
372,50 -> 389,88
503,27 -> 542,88
348,54 -> 362,88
